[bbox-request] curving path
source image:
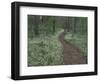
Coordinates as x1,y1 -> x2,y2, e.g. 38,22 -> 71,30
59,32 -> 87,65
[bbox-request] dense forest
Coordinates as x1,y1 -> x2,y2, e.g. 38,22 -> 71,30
28,15 -> 88,66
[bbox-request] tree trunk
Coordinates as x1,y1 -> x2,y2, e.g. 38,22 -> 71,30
52,17 -> 55,33
34,16 -> 39,36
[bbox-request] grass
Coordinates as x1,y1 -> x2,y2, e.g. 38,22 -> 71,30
28,30 -> 64,66
64,33 -> 87,56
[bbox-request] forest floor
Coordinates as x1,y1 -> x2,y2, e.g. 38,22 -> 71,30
59,32 -> 87,65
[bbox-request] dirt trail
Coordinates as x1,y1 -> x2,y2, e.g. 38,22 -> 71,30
59,32 -> 87,64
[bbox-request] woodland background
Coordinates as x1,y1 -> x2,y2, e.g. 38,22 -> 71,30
28,15 -> 87,66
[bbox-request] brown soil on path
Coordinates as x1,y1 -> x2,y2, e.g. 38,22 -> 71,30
59,32 -> 87,65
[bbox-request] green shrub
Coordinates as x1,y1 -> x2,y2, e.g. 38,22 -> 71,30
28,30 -> 64,66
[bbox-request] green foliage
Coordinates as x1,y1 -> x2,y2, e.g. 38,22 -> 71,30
28,15 -> 88,66
63,17 -> 87,56
28,30 -> 64,66
64,33 -> 87,56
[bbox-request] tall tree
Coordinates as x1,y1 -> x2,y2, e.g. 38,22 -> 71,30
34,16 -> 40,36
63,17 -> 70,34
52,17 -> 56,33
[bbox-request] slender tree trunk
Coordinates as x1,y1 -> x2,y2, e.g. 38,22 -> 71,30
64,17 -> 69,34
71,17 -> 75,38
34,16 -> 39,36
52,17 -> 55,33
